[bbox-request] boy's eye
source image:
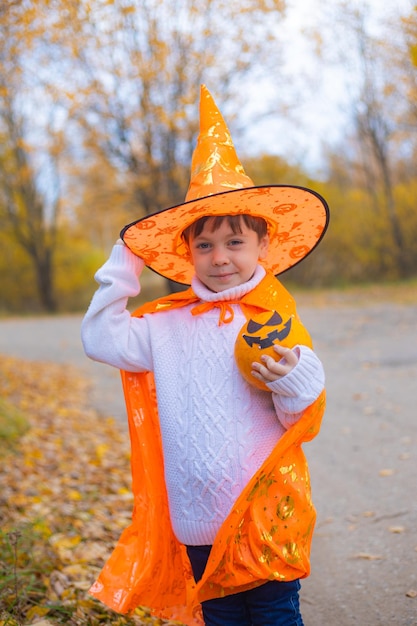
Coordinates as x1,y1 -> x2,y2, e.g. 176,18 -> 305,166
196,242 -> 211,250
229,239 -> 243,246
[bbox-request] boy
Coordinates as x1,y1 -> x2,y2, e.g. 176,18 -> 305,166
82,85 -> 329,626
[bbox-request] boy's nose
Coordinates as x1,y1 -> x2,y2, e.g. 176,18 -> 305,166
212,248 -> 229,265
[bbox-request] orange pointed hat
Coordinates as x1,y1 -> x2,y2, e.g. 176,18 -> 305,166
121,85 -> 329,284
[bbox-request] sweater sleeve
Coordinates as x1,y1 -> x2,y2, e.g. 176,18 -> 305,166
267,345 -> 325,430
81,244 -> 154,372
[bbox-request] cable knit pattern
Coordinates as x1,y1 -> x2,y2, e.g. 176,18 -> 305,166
81,244 -> 325,545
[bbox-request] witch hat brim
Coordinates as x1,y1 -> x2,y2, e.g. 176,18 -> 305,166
121,86 -> 330,284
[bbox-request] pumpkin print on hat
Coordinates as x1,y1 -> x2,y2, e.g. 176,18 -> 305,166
234,310 -> 312,391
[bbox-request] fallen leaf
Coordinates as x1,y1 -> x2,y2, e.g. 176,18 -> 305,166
363,405 -> 375,415
71,580 -> 92,591
379,468 -> 395,476
49,569 -> 69,598
388,526 -> 405,534
351,552 -> 384,560
50,533 -> 82,549
25,606 -> 50,620
406,589 -> 417,598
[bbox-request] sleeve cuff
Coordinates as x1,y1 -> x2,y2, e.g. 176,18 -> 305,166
94,244 -> 145,284
268,345 -> 325,414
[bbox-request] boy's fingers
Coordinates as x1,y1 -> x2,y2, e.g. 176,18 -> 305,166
273,345 -> 298,366
253,359 -> 282,381
251,347 -> 298,382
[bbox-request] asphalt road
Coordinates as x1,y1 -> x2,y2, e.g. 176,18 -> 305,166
1,298 -> 417,625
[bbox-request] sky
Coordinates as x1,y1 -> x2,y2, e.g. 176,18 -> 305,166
242,0 -> 414,174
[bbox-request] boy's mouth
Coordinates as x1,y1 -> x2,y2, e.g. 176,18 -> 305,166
211,272 -> 235,278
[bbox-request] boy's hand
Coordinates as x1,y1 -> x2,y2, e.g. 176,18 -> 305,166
251,344 -> 299,385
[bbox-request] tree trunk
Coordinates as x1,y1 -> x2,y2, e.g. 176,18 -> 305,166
33,247 -> 57,312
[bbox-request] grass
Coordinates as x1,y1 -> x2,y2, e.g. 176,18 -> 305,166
0,523 -> 142,625
0,525 -> 59,624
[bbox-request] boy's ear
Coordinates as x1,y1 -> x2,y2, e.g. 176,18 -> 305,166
258,234 -> 269,260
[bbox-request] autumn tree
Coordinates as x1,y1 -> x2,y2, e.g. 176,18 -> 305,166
67,0 -> 288,226
354,8 -> 416,276
319,2 -> 417,280
0,1 -> 78,311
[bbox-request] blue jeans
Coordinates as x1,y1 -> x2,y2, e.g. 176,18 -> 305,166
186,545 -> 304,626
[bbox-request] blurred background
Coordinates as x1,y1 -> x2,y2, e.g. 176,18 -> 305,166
0,0 -> 416,314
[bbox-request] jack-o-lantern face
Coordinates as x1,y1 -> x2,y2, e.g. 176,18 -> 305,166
234,310 -> 312,391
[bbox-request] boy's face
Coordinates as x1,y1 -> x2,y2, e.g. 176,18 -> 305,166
188,218 -> 269,292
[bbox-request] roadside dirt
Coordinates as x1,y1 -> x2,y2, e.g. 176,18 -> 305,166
1,292 -> 416,626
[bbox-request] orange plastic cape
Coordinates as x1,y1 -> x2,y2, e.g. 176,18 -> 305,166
89,272 -> 326,625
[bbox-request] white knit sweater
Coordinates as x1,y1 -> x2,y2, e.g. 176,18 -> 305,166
81,244 -> 325,545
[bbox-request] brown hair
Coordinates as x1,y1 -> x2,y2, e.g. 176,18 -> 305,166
181,214 -> 268,245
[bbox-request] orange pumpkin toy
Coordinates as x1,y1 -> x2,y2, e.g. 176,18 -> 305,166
234,310 -> 313,391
